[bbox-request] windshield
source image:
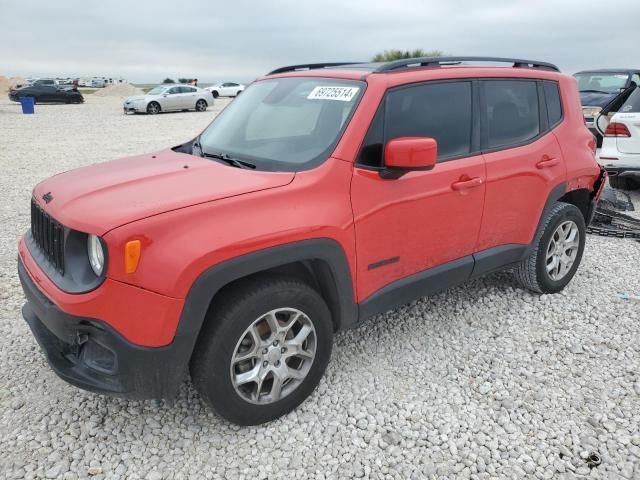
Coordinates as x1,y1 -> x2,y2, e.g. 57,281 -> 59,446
575,72 -> 629,94
198,77 -> 364,171
147,86 -> 167,95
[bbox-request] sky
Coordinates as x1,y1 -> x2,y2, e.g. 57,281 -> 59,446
1,0 -> 638,84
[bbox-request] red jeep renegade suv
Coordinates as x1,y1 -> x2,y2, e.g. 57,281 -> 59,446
18,57 -> 606,425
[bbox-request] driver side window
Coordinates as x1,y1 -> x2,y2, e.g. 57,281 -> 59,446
357,81 -> 473,167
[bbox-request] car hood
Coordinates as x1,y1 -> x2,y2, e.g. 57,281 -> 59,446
580,91 -> 617,108
33,149 -> 295,235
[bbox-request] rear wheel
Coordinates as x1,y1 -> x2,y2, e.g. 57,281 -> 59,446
609,176 -> 640,191
190,275 -> 333,425
146,101 -> 161,114
195,99 -> 207,112
514,202 -> 586,294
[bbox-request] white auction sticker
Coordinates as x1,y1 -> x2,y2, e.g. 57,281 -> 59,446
307,86 -> 360,102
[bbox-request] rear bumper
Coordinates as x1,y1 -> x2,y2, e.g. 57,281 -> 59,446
586,167 -> 608,226
18,257 -> 191,400
603,166 -> 640,179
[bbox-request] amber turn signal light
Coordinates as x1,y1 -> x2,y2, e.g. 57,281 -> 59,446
124,240 -> 141,273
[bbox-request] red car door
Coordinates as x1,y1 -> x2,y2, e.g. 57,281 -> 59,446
476,79 -> 566,253
351,81 -> 486,303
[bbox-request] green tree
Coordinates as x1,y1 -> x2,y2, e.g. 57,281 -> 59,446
372,49 -> 444,62
178,78 -> 193,84
162,78 -> 175,84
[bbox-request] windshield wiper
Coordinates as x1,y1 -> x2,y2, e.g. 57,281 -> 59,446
580,89 -> 609,94
201,151 -> 256,169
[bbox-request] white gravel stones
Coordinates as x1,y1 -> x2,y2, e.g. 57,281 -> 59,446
1,96 -> 640,479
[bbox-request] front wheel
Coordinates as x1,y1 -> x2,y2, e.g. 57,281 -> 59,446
211,90 -> 219,98
514,202 -> 586,294
190,275 -> 333,425
195,99 -> 207,112
146,101 -> 161,114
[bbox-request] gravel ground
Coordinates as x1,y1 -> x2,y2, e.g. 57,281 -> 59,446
1,96 -> 639,480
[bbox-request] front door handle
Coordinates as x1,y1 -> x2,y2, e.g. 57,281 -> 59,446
451,177 -> 483,190
536,156 -> 560,169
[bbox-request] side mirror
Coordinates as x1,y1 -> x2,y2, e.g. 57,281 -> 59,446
381,137 -> 438,179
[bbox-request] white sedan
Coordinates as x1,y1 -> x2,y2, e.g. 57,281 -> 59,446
598,88 -> 640,190
123,84 -> 214,114
206,82 -> 245,98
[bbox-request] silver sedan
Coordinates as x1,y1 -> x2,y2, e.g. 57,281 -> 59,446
123,84 -> 214,114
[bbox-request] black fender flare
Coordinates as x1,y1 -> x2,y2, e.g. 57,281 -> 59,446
172,238 -> 358,366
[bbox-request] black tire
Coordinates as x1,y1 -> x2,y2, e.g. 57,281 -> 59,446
513,202 -> 586,294
235,90 -> 242,97
609,176 -> 639,191
190,274 -> 333,426
195,99 -> 208,112
146,101 -> 161,115
211,90 -> 219,98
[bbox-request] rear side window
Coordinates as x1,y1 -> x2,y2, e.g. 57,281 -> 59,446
620,88 -> 640,113
484,80 -> 540,149
544,82 -> 563,126
385,82 -> 473,161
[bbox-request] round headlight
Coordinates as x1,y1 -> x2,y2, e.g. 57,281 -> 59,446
88,235 -> 105,276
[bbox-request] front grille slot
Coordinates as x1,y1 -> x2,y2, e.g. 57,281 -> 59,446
31,199 -> 65,274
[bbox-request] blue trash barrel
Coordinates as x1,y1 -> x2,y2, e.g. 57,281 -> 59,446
19,96 -> 35,114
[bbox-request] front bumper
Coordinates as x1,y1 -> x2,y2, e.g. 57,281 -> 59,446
123,102 -> 143,113
18,257 -> 191,400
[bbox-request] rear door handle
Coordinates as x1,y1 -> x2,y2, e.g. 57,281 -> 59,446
536,156 -> 559,169
451,177 -> 483,190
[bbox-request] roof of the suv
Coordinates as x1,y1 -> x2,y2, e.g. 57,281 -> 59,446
265,57 -> 560,78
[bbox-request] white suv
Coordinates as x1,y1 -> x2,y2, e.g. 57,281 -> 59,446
598,88 -> 640,190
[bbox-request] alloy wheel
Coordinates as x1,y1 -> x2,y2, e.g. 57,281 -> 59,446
230,308 -> 317,405
545,220 -> 580,281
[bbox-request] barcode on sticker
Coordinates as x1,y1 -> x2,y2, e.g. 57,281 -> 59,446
307,86 -> 359,102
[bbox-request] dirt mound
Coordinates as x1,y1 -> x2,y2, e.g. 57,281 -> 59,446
93,83 -> 144,97
0,76 -> 27,92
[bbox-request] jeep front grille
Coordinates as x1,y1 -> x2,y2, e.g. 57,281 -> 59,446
31,199 -> 65,274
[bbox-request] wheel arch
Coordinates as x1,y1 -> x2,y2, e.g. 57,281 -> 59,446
558,188 -> 592,222
174,238 -> 358,366
147,100 -> 161,112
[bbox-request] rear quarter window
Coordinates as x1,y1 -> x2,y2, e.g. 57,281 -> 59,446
484,80 -> 540,150
543,82 -> 563,126
620,89 -> 640,113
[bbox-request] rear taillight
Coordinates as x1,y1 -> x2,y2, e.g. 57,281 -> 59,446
604,122 -> 631,137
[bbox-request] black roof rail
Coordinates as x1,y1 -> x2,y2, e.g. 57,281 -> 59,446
374,56 -> 560,73
267,62 -> 363,75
